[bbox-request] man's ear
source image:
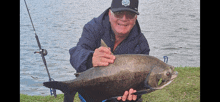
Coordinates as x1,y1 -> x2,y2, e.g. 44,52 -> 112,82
108,9 -> 111,17
109,9 -> 112,23
133,15 -> 137,25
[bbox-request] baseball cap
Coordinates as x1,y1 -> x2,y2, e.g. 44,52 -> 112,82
111,0 -> 139,15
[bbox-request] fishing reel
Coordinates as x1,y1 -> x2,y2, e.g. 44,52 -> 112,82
34,49 -> 47,56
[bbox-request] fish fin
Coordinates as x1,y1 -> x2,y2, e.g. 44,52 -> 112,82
131,90 -> 149,95
64,91 -> 77,102
43,81 -> 75,94
74,73 -> 81,77
101,39 -> 113,55
44,81 -> 78,102
101,39 -> 108,48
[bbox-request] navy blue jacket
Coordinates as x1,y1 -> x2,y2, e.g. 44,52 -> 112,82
69,8 -> 150,73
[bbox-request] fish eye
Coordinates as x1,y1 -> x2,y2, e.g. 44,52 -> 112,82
166,72 -> 170,76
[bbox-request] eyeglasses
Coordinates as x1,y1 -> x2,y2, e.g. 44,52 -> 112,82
111,10 -> 136,20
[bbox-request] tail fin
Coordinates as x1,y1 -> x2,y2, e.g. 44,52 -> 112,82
44,81 -> 78,102
43,81 -> 71,94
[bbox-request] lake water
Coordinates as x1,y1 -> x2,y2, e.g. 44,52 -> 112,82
20,0 -> 200,96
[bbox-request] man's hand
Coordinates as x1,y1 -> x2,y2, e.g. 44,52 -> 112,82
92,47 -> 116,67
117,88 -> 137,101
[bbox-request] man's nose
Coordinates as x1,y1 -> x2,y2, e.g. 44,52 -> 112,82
120,14 -> 129,21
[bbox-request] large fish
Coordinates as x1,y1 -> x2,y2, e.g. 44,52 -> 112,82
43,39 -> 178,102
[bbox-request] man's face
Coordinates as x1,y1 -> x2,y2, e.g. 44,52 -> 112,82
109,10 -> 137,37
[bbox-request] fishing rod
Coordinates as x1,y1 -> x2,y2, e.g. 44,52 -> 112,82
23,0 -> 57,98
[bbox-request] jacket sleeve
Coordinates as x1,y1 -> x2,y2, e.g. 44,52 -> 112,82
69,45 -> 94,73
69,18 -> 103,72
139,33 -> 150,55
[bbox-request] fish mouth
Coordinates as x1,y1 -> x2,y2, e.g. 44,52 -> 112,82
153,71 -> 178,90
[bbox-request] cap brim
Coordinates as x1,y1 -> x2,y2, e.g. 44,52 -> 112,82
111,8 -> 139,15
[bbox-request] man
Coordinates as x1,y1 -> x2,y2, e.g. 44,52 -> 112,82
69,0 -> 150,101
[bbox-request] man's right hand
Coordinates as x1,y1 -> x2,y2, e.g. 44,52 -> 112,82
92,47 -> 116,67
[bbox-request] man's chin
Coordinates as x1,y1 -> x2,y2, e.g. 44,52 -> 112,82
115,32 -> 129,38
115,30 -> 130,36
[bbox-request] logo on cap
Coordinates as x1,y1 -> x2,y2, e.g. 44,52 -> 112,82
122,0 -> 130,7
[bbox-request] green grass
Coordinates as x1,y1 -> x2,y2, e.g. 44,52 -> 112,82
20,67 -> 200,102
20,93 -> 80,102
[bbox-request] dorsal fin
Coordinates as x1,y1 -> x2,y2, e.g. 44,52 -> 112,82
101,39 -> 113,55
101,39 -> 108,48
